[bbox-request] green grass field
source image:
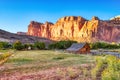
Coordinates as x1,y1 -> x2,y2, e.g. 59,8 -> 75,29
4,50 -> 94,72
0,50 -> 95,80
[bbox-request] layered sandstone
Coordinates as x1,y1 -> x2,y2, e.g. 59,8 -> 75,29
27,16 -> 120,42
17,32 -> 26,35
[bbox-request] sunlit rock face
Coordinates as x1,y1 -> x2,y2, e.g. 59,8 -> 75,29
109,15 -> 120,25
27,21 -> 54,38
50,16 -> 87,41
27,16 -> 120,42
17,32 -> 26,35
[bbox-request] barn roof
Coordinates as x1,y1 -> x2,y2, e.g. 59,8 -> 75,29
66,43 -> 86,52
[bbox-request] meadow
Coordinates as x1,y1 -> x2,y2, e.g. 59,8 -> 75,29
0,49 -> 120,80
0,50 -> 95,80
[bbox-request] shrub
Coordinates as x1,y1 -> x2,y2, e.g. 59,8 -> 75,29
48,43 -> 57,49
0,42 -> 11,50
48,40 -> 77,49
90,42 -> 119,49
119,44 -> 120,48
23,44 -> 34,50
34,42 -> 45,50
0,53 -> 12,61
13,41 -> 24,50
92,55 -> 120,80
101,55 -> 120,80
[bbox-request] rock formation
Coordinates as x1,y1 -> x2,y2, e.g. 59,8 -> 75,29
110,15 -> 120,25
17,32 -> 26,35
27,16 -> 120,42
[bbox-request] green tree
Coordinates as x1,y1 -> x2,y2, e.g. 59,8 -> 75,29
13,41 -> 24,50
23,44 -> 34,50
48,40 -> 77,49
34,42 -> 45,49
0,42 -> 11,50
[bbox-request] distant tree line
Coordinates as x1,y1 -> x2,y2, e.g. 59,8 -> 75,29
13,41 -> 46,50
0,41 -> 45,50
90,42 -> 120,49
48,40 -> 77,49
0,40 -> 77,50
0,41 -> 120,50
0,42 -> 12,50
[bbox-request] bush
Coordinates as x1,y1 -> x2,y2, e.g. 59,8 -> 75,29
0,53 -> 12,61
92,55 -> 120,80
0,42 -> 11,50
48,40 -> 77,49
34,42 -> 45,50
48,43 -> 57,49
90,42 -> 119,49
23,44 -> 34,50
101,55 -> 120,80
13,41 -> 24,50
119,44 -> 120,48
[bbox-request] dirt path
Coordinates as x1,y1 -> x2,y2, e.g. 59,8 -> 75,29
96,64 -> 107,80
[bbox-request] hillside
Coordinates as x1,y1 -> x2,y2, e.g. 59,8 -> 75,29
28,16 -> 120,42
0,29 -> 53,44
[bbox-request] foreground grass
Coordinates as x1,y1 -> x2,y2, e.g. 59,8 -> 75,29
0,49 -> 14,53
3,50 -> 94,71
92,55 -> 120,80
2,49 -> 120,80
0,52 -> 12,65
0,50 -> 95,79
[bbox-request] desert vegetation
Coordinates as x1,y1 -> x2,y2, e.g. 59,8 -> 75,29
0,41 -> 120,51
13,41 -> 24,50
92,55 -> 120,80
90,42 -> 120,49
0,52 -> 12,65
0,41 -> 120,80
34,41 -> 45,49
48,40 -> 77,49
0,40 -> 77,50
0,42 -> 12,50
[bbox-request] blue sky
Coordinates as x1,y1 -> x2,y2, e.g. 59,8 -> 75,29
0,0 -> 120,33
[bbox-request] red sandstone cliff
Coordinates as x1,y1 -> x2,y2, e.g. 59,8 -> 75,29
27,16 -> 120,42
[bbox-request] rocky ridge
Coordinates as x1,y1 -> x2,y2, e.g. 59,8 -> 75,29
0,29 -> 53,44
27,16 -> 120,42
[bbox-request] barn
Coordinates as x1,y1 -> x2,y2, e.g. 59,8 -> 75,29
66,43 -> 90,54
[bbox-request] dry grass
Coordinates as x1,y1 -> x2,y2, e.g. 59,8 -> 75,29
0,50 -> 95,80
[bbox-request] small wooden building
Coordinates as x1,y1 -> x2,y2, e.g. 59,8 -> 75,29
66,43 -> 90,54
